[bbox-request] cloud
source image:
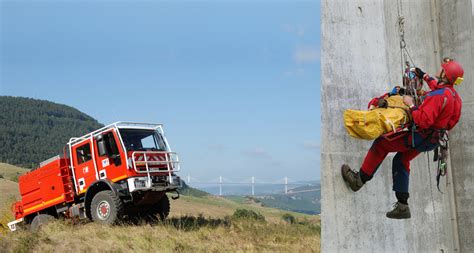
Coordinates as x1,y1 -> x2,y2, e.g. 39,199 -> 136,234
293,45 -> 320,64
243,147 -> 271,159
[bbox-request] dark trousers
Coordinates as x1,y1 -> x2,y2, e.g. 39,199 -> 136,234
360,132 -> 438,194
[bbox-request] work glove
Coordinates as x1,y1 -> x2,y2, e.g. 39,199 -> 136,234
413,67 -> 425,79
388,86 -> 406,96
388,86 -> 400,96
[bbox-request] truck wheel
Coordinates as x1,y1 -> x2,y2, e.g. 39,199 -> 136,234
30,214 -> 55,232
149,194 -> 170,221
90,190 -> 124,224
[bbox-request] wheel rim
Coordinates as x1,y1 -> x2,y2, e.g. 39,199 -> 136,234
97,200 -> 111,220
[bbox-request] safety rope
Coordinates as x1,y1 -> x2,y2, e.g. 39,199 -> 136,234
397,0 -> 417,101
397,6 -> 406,77
397,2 -> 415,69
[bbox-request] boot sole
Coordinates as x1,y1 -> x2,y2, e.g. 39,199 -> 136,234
386,214 -> 411,219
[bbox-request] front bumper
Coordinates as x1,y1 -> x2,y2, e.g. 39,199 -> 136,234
127,174 -> 180,193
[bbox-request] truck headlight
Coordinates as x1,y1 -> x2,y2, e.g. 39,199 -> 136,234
134,178 -> 147,188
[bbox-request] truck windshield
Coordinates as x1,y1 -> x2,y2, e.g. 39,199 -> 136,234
119,129 -> 167,152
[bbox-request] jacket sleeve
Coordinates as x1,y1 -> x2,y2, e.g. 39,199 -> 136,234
423,75 -> 439,91
410,94 -> 444,129
367,97 -> 379,109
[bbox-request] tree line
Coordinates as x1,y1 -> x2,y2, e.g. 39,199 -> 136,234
0,96 -> 103,168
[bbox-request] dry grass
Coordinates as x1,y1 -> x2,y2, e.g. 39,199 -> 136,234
0,217 -> 320,253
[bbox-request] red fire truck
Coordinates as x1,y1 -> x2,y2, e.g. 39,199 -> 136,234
8,122 -> 181,231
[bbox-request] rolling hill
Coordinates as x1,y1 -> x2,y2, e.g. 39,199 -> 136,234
0,96 -> 102,168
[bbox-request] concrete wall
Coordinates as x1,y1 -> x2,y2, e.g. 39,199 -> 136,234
321,0 -> 473,252
443,1 -> 474,251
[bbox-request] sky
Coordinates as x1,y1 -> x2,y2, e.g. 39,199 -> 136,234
0,0 -> 321,183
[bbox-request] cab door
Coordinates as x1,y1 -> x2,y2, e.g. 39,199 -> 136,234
72,139 -> 98,194
94,129 -> 127,183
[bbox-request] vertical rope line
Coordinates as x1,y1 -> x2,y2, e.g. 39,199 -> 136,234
397,0 -> 404,79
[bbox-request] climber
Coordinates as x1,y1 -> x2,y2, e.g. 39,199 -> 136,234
341,58 -> 464,219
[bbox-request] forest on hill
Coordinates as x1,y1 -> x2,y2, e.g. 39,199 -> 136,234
0,96 -> 103,168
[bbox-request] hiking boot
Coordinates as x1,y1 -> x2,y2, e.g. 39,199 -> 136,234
386,202 -> 411,219
341,164 -> 364,192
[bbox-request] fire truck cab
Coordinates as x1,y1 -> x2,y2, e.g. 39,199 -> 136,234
8,122 -> 181,231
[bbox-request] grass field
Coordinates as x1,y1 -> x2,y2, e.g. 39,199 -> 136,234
0,163 -> 320,252
0,216 -> 320,252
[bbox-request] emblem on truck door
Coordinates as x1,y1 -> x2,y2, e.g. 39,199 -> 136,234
102,159 -> 110,167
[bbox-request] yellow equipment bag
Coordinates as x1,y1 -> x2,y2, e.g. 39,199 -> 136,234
343,95 -> 411,140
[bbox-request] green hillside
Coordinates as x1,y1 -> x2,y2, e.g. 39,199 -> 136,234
179,181 -> 210,197
256,183 -> 321,215
0,96 -> 103,168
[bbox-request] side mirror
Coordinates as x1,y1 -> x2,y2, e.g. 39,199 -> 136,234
96,135 -> 107,156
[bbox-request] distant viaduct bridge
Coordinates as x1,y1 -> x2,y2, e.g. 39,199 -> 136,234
183,175 -> 320,196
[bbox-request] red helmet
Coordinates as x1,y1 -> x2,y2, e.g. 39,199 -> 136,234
441,58 -> 464,85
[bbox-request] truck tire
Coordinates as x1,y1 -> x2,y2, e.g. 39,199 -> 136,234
149,194 -> 170,221
30,214 -> 55,232
90,190 -> 124,224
